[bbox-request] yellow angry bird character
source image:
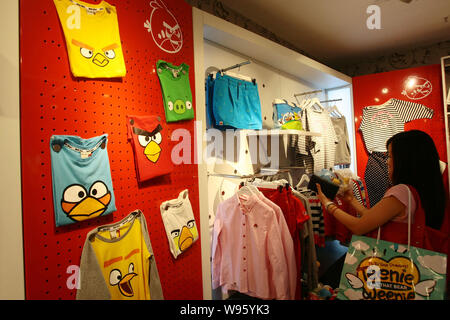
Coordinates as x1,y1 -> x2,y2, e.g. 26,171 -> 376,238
53,0 -> 126,78
103,248 -> 141,299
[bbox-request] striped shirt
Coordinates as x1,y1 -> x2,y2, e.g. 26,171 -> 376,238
359,98 -> 434,153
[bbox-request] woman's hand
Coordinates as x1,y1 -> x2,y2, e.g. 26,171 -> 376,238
341,188 -> 354,204
315,183 -> 332,206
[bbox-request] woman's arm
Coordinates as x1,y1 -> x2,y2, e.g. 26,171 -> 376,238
316,184 -> 405,235
341,188 -> 370,216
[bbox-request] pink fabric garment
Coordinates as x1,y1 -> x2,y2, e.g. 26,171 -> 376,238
211,193 -> 292,300
255,191 -> 296,299
383,184 -> 416,223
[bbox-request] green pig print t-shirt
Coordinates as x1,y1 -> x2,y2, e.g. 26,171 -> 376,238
156,60 -> 194,122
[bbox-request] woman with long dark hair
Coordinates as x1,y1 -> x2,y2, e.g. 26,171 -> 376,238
317,130 -> 447,240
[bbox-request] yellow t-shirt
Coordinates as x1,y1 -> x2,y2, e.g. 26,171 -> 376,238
53,0 -> 126,78
91,216 -> 151,300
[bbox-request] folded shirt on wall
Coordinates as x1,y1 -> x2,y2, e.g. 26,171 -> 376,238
126,115 -> 173,182
50,134 -> 116,227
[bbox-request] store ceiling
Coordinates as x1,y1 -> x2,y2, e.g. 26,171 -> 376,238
219,0 -> 450,67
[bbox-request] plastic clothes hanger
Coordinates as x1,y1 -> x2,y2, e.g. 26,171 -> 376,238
327,104 -> 343,118
224,70 -> 253,82
369,98 -> 394,109
309,97 -> 324,113
296,174 -> 310,190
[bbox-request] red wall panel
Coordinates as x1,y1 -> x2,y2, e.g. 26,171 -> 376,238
20,0 -> 202,300
353,64 -> 447,188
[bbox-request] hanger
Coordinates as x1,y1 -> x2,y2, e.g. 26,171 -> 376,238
327,105 -> 343,118
308,97 -> 324,112
295,174 -> 310,190
224,70 -> 253,83
368,98 -> 394,109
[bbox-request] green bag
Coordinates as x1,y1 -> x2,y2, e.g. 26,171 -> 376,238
156,60 -> 194,123
338,190 -> 447,300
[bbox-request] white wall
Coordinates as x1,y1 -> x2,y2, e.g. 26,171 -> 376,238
0,0 -> 25,300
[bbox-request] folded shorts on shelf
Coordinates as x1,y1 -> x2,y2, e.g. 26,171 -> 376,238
212,73 -> 262,130
160,189 -> 199,259
50,134 -> 116,227
127,115 -> 173,182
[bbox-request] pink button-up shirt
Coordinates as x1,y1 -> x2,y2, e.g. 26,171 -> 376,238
211,193 -> 295,300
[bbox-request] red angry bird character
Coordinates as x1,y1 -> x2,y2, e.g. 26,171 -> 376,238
144,0 -> 183,53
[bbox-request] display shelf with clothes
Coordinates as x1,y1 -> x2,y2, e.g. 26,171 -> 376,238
211,184 -> 297,300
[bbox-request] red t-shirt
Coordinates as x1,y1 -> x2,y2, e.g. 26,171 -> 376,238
127,115 -> 173,182
259,187 -> 309,300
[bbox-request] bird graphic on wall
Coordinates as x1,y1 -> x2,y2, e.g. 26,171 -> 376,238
61,181 -> 111,222
132,124 -> 163,163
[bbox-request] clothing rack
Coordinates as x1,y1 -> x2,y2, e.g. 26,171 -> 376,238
207,168 -> 291,180
320,99 -> 342,104
293,89 -> 322,97
220,60 -> 251,73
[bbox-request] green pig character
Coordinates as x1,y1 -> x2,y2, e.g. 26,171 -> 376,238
167,98 -> 193,116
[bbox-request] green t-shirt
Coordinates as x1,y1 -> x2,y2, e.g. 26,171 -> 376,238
156,60 -> 194,122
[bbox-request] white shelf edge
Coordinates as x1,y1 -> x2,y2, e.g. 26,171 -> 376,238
241,129 -> 322,137
206,128 -> 321,137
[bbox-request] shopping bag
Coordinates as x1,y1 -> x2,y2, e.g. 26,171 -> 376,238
337,187 -> 447,300
337,235 -> 447,300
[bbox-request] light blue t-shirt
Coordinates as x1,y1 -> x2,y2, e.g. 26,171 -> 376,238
50,134 -> 116,227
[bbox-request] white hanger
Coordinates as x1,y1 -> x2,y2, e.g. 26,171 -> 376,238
300,98 -> 310,109
308,97 -> 324,112
296,174 -> 310,190
224,71 -> 253,82
327,104 -> 343,118
368,98 -> 394,109
236,185 -> 254,197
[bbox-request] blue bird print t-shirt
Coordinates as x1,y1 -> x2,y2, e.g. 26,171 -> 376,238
50,134 -> 116,227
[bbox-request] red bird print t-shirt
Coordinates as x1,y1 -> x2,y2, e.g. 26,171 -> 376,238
127,115 -> 173,182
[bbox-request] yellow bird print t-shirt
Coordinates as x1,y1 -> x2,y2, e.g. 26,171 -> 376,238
76,210 -> 164,300
53,0 -> 126,78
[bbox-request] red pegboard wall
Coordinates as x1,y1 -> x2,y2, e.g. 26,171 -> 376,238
20,0 -> 203,300
352,64 -> 448,195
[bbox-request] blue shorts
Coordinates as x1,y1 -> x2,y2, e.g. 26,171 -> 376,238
212,74 -> 262,130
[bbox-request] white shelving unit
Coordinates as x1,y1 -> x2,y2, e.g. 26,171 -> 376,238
242,129 -> 321,137
193,8 -> 352,299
